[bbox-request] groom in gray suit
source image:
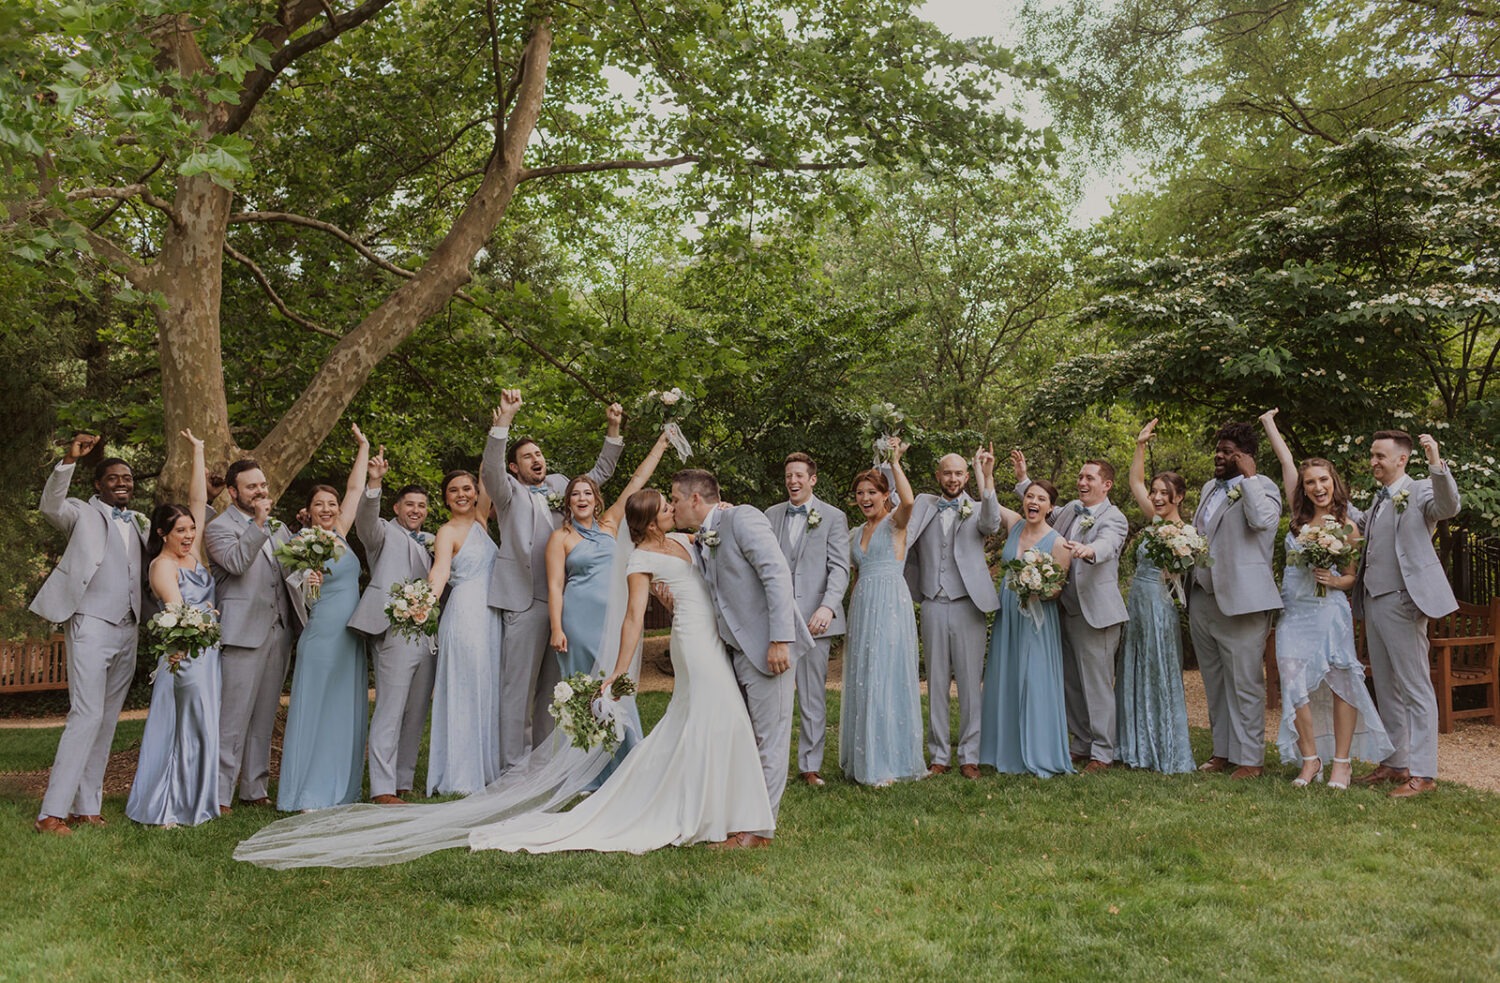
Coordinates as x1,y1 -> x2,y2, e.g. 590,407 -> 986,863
764,452 -> 851,787
897,451 -> 1000,779
30,434 -> 146,835
1189,423 -> 1283,779
349,448 -> 435,804
1353,430 -> 1460,798
1014,455 -> 1130,770
482,389 -> 624,771
205,459 -> 295,810
672,469 -> 814,845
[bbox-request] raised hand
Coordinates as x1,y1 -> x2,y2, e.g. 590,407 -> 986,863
368,446 -> 389,484
1258,408 -> 1279,426
351,422 -> 369,448
1010,447 -> 1028,481
976,443 -> 996,479
254,495 -> 275,527
1418,433 -> 1441,466
180,428 -> 204,451
64,433 -> 100,463
605,402 -> 624,436
493,389 -> 523,428
1136,418 -> 1158,445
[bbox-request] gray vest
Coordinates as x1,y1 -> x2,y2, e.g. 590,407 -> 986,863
936,516 -> 968,601
1363,499 -> 1402,596
74,521 -> 140,625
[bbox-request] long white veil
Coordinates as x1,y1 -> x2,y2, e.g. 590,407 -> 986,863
233,526 -> 643,869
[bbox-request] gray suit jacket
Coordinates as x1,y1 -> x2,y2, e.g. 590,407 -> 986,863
29,464 -> 147,624
903,491 -> 1002,613
1019,483 -> 1129,630
349,490 -> 434,635
205,505 -> 294,649
1191,473 -> 1283,617
699,505 -> 815,673
480,430 -> 623,613
764,495 -> 851,636
1353,468 -> 1461,620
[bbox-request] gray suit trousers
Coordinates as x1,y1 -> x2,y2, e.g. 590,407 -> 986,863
40,614 -> 137,819
1060,612 -> 1122,763
1363,589 -> 1439,778
499,604 -> 554,772
732,647 -> 794,837
367,631 -> 436,796
1188,584 -> 1270,766
794,635 -> 834,774
218,625 -> 292,805
919,597 -> 987,766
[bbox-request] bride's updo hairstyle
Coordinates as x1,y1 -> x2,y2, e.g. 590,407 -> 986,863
851,469 -> 889,496
147,503 -> 194,562
625,489 -> 664,545
1150,470 -> 1187,503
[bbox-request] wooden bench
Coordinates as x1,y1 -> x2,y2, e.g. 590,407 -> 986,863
1429,599 -> 1500,733
0,634 -> 69,692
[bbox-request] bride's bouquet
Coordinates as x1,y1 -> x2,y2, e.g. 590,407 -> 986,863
1004,547 -> 1067,629
863,401 -> 906,464
1139,518 -> 1211,605
1287,515 -> 1360,597
637,387 -> 695,460
384,578 -> 440,640
146,601 -> 221,676
273,526 -> 345,603
549,672 -> 640,753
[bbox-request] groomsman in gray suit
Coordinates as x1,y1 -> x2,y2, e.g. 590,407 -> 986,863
205,459 -> 294,810
1014,454 -> 1130,771
764,452 -> 851,787
349,447 -> 435,804
672,469 -> 814,846
1189,423 -> 1283,778
1353,430 -> 1460,798
482,389 -> 624,771
30,434 -> 147,835
897,451 -> 1001,779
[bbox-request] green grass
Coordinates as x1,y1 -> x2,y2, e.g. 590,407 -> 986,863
4,694 -> 1499,981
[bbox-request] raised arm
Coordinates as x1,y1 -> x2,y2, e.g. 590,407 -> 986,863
603,572 -> 653,694
334,423 -> 371,537
888,443 -> 916,530
38,433 -> 98,534
1419,433 -> 1461,522
583,402 -> 626,487
546,528 -> 570,654
204,499 -> 272,575
354,446 -> 387,561
482,391 -> 522,520
1258,408 -> 1299,504
603,430 -> 671,529
182,430 -> 207,563
1129,419 -> 1157,515
996,447 -> 1024,530
975,443 -> 1002,535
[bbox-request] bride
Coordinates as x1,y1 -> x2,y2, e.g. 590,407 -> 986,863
234,489 -> 771,867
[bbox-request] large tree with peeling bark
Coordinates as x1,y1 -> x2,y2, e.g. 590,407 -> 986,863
0,0 -> 1046,500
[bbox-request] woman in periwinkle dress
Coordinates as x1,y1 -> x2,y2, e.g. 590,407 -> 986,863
425,469 -> 504,796
839,441 -> 925,787
546,431 -> 671,782
127,429 -> 223,827
1261,410 -> 1392,790
979,448 -> 1075,778
277,425 -> 372,812
1115,418 -> 1197,773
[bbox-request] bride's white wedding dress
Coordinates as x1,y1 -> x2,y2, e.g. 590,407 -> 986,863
470,533 -> 772,853
234,532 -> 770,867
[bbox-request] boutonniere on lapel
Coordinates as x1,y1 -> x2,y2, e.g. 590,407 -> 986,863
958,501 -> 973,521
806,508 -> 823,529
545,490 -> 564,511
133,512 -> 148,533
417,531 -> 436,553
1392,489 -> 1411,513
1077,507 -> 1095,532
697,528 -> 720,551
266,517 -> 283,532
1226,486 -> 1243,504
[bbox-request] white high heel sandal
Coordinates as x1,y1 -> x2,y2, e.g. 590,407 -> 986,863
1327,756 -> 1352,790
1292,755 -> 1324,787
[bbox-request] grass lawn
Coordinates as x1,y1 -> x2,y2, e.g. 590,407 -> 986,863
4,693 -> 1499,981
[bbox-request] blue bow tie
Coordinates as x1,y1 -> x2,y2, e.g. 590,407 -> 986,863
409,530 -> 425,542
529,485 -> 549,495
110,507 -> 130,521
1375,486 -> 1391,503
937,499 -> 962,512
787,504 -> 808,516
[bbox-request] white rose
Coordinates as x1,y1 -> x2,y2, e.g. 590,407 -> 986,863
553,681 -> 574,702
157,612 -> 178,629
661,390 -> 681,406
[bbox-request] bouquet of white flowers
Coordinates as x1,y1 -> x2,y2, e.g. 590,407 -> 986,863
146,601 -> 222,676
1287,515 -> 1360,597
1139,518 -> 1212,605
637,387 -> 695,460
548,672 -> 639,753
273,526 -> 345,603
863,401 -> 906,464
384,578 -> 440,640
1004,546 -> 1067,629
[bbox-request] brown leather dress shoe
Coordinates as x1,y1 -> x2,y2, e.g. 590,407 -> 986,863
1354,764 -> 1410,787
1071,754 -> 1089,766
800,771 -> 825,787
219,805 -> 233,817
1389,777 -> 1437,798
959,764 -> 980,780
1082,760 -> 1109,774
1198,756 -> 1230,773
1229,765 -> 1264,780
927,763 -> 950,776
370,794 -> 407,805
67,814 -> 107,827
34,816 -> 72,836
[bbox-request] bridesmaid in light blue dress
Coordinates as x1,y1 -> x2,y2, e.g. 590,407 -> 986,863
979,471 -> 1075,778
426,470 -> 503,796
839,445 -> 925,786
277,426 -> 373,811
1115,420 -> 1196,774
128,429 -> 222,827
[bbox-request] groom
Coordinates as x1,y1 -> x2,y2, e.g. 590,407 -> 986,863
671,469 -> 814,847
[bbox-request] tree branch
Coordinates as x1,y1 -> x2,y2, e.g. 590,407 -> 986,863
223,242 -> 340,338
519,154 -> 865,182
